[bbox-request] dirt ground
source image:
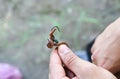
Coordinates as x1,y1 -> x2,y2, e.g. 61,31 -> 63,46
0,0 -> 120,79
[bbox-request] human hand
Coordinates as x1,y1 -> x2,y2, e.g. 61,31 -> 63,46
49,45 -> 117,79
91,18 -> 120,74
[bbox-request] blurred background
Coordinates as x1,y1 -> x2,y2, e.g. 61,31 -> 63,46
0,0 -> 120,79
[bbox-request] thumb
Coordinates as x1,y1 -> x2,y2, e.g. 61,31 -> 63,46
58,45 -> 117,79
58,45 -> 88,75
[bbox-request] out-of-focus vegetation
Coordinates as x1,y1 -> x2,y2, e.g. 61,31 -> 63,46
0,0 -> 120,79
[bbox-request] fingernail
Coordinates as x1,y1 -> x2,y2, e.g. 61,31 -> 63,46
58,45 -> 70,54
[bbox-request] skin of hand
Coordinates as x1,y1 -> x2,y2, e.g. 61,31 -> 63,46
91,18 -> 120,74
49,45 -> 117,79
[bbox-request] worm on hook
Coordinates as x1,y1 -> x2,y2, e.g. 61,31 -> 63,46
47,26 -> 75,78
47,26 -> 68,48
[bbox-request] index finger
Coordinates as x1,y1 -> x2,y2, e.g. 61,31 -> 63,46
49,48 -> 68,79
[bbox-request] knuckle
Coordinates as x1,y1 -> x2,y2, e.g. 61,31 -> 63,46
91,50 -> 99,64
91,54 -> 97,64
63,51 -> 77,66
91,43 -> 97,54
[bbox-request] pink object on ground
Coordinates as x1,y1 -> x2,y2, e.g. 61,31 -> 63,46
0,63 -> 22,79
